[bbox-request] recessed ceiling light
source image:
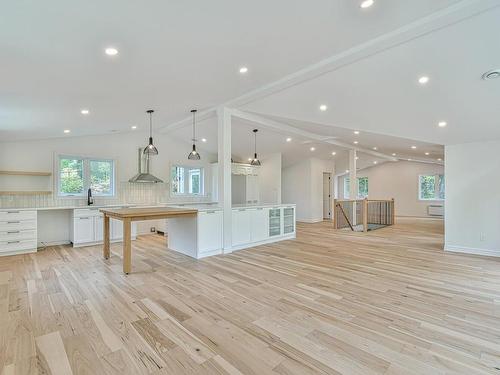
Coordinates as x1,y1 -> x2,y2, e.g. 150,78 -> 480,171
331,152 -> 337,156
408,158 -> 412,161
248,158 -> 253,162
310,147 -> 316,151
360,0 -> 374,8
392,153 -> 396,156
63,129 -> 70,134
373,161 -> 378,164
319,104 -> 328,112
353,141 -> 359,144
373,147 -> 378,150
131,125 -> 137,130
411,145 -> 417,149
81,109 -> 89,115
201,138 -> 207,143
425,152 -> 430,155
418,76 -> 430,85
286,137 -> 292,142
355,156 -> 359,160
346,170 -> 350,173
438,121 -> 447,128
354,130 -> 360,135
105,47 -> 118,56
482,69 -> 500,80
438,158 -> 442,161
239,66 -> 248,74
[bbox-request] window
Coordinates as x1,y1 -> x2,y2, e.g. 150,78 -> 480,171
58,155 -> 115,197
419,174 -> 445,200
171,165 -> 204,196
344,177 -> 369,199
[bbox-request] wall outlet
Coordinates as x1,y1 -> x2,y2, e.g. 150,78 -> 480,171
480,233 -> 486,242
150,227 -> 156,233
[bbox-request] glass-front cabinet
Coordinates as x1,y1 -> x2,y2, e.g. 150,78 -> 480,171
269,208 -> 281,237
283,207 -> 295,234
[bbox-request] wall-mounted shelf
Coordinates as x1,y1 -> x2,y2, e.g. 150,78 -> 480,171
0,191 -> 52,196
0,170 -> 52,176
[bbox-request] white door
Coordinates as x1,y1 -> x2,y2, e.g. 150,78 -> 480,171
250,208 -> 269,242
94,215 -> 104,242
323,173 -> 332,219
232,209 -> 251,246
74,217 -> 94,243
198,211 -> 223,254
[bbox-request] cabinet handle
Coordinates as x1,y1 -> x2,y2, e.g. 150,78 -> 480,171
7,211 -> 20,214
7,241 -> 20,244
79,217 -> 90,220
7,221 -> 20,224
7,230 -> 20,234
239,209 -> 246,212
206,210 -> 216,214
256,208 -> 263,210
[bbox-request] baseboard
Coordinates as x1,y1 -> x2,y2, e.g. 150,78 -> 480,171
444,244 -> 500,258
230,233 -> 296,252
38,240 -> 71,247
396,215 -> 443,220
297,218 -> 323,223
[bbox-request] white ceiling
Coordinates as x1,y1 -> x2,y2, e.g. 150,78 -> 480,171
1,0 -> 464,141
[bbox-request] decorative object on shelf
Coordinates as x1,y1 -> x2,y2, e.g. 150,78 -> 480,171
250,129 -> 261,166
144,110 -> 159,155
188,109 -> 201,160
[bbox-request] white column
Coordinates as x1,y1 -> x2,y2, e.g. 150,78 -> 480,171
217,107 -> 232,253
349,149 -> 357,226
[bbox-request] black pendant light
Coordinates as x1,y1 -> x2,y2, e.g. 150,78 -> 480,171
144,110 -> 159,155
250,129 -> 261,166
188,109 -> 201,160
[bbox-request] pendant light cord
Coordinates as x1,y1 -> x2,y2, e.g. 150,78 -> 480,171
192,111 -> 195,142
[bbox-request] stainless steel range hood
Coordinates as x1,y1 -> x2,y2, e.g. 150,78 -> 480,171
129,148 -> 163,183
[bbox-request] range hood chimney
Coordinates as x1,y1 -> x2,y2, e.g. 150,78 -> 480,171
129,148 -> 163,183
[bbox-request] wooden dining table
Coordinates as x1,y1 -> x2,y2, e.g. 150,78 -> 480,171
100,207 -> 198,274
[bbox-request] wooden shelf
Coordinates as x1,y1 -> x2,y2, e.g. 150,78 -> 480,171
0,170 -> 52,176
0,191 -> 52,196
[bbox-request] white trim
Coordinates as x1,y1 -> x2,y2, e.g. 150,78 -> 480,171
230,233 -> 296,252
445,244 -> 500,258
297,218 -> 324,223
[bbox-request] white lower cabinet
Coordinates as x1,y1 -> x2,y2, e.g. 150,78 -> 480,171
197,210 -> 223,255
232,209 -> 252,246
71,208 -> 136,247
250,208 -> 269,242
0,210 -> 37,256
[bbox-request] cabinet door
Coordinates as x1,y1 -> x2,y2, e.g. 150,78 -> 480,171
111,218 -> 123,240
232,209 -> 251,246
246,175 -> 260,204
250,208 -> 269,242
198,211 -> 223,253
94,216 -> 104,242
74,217 -> 94,244
269,208 -> 282,237
283,207 -> 295,234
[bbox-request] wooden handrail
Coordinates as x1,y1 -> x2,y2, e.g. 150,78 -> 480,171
337,203 -> 354,231
333,198 -> 395,232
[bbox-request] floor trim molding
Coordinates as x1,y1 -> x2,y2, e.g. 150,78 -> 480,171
445,244 -> 500,258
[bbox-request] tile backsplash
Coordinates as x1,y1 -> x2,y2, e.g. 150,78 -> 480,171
0,182 -> 212,208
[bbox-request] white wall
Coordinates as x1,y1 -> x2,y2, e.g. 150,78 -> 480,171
259,153 -> 282,204
338,160 -> 444,217
445,141 -> 500,256
282,158 -> 334,222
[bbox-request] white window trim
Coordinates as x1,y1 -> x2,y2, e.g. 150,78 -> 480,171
55,154 -> 116,198
418,174 -> 445,201
170,164 -> 206,197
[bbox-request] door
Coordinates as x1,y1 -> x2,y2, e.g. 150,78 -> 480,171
323,173 -> 332,219
74,217 -> 94,243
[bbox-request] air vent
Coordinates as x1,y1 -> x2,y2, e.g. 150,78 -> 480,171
482,69 -> 500,80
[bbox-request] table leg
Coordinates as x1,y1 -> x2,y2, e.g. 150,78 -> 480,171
103,214 -> 110,259
123,218 -> 132,274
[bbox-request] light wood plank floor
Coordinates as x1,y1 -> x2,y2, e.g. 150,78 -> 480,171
2,219 -> 500,374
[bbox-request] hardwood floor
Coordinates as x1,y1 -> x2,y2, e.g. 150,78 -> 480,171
2,218 -> 500,374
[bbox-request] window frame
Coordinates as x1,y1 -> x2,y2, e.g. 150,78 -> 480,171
344,176 -> 369,199
418,174 -> 445,201
56,154 -> 116,198
170,164 -> 205,197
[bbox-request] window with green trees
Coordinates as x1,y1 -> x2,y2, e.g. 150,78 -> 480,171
58,156 -> 115,197
171,165 -> 204,196
344,177 -> 369,199
419,174 -> 445,200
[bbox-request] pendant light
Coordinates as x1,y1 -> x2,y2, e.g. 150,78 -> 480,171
250,129 -> 261,166
188,109 -> 201,160
144,109 -> 159,155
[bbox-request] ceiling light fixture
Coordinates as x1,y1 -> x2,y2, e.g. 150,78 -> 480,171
360,0 -> 374,8
310,147 -> 316,151
346,170 -> 350,173
251,129 -> 261,166
201,138 -> 207,143
188,109 -> 201,160
239,66 -> 248,74
373,147 -> 378,150
355,156 -> 359,160
411,145 -> 417,149
482,69 -> 500,80
438,158 -> 442,161
373,161 -> 378,164
425,152 -> 430,156
392,153 -> 396,156
331,152 -> 336,156
64,129 -> 70,134
319,104 -> 328,112
354,130 -> 360,135
353,141 -> 359,144
131,125 -> 137,130
81,109 -> 89,115
105,47 -> 118,56
418,76 -> 430,85
286,137 -> 292,142
438,121 -> 447,128
144,109 -> 159,155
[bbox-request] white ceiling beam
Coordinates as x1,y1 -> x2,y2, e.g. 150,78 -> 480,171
231,109 -> 398,161
159,0 -> 499,134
